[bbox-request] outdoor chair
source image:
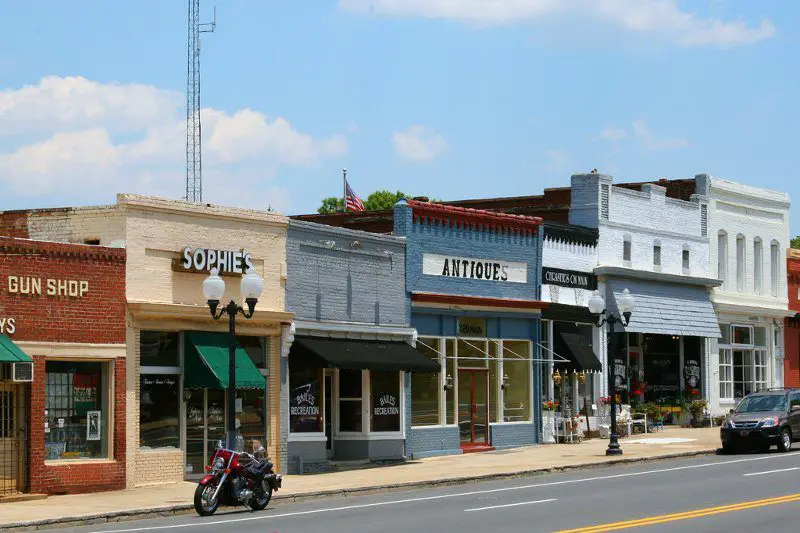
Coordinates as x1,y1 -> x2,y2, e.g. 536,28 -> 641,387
631,413 -> 648,434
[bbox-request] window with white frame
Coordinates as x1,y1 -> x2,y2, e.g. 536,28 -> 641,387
338,369 -> 362,432
770,240 -> 780,297
411,339 -> 441,426
736,234 -> 745,292
718,324 -> 770,401
653,242 -> 662,270
754,238 -> 763,295
682,247 -> 690,274
139,331 -> 181,449
718,231 -> 728,287
623,236 -> 632,266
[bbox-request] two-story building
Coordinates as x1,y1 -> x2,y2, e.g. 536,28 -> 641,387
569,173 -> 722,410
697,175 -> 793,413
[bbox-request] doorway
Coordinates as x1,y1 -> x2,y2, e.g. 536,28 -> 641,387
458,369 -> 489,448
324,371 -> 334,459
184,389 -> 225,479
0,382 -> 26,496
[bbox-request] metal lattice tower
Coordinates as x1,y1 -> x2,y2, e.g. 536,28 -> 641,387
186,0 -> 215,203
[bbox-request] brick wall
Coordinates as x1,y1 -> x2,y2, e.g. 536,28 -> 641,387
286,220 -> 407,325
0,206 -> 124,247
0,237 -> 127,344
28,356 -> 127,495
786,254 -> 800,388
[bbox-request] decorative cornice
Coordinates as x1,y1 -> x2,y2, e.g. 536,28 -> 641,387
406,200 -> 542,237
542,222 -> 598,247
594,266 -> 722,287
0,236 -> 126,263
127,301 -> 294,326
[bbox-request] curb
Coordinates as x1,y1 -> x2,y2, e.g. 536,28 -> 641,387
1,449 -> 718,531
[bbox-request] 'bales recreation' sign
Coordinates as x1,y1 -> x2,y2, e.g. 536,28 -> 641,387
541,267 -> 597,290
422,254 -> 527,284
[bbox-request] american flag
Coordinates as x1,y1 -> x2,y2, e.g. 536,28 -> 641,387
345,181 -> 365,212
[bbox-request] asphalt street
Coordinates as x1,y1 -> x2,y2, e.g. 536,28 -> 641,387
43,451 -> 800,533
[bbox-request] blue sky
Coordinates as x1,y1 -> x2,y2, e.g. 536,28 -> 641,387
1,1 -> 797,234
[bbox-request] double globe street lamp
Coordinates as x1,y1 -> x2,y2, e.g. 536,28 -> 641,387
588,288 -> 635,456
203,267 -> 265,450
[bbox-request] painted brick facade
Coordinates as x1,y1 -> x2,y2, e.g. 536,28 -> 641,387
786,251 -> 800,388
0,237 -> 127,495
285,221 -> 406,324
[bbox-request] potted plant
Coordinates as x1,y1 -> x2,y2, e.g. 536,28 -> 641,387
689,398 -> 708,427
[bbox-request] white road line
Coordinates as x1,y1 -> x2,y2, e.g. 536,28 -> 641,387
91,454 -> 798,533
464,498 -> 556,512
743,467 -> 800,477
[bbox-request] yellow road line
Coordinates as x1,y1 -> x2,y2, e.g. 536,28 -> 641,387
555,493 -> 800,533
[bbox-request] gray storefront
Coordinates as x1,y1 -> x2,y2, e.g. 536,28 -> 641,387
282,221 -> 436,474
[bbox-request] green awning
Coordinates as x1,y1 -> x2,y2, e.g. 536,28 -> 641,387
0,334 -> 32,363
184,332 -> 265,389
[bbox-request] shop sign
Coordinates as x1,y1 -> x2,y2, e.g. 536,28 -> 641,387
683,359 -> 701,389
6,276 -> 89,297
458,317 -> 487,337
0,317 -> 15,335
373,393 -> 399,416
290,383 -> 320,416
178,247 -> 255,275
541,267 -> 597,290
422,253 -> 527,284
613,358 -> 627,389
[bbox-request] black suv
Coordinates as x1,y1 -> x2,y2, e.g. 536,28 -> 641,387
720,389 -> 800,453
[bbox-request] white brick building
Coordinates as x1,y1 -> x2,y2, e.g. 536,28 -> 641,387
696,175 -> 793,414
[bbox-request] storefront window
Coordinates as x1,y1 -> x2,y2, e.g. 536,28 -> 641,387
140,331 -> 179,366
502,341 -> 531,422
446,339 -> 455,425
488,342 -> 499,423
140,375 -> 180,448
412,339 -> 440,426
457,339 -> 487,368
719,349 -> 733,400
140,331 -> 181,449
734,350 -> 754,399
238,389 -> 267,446
289,362 -> 323,433
371,371 -> 401,432
540,321 -> 552,401
733,326 -> 751,345
45,361 -> 109,460
339,369 -> 362,432
238,336 -> 267,368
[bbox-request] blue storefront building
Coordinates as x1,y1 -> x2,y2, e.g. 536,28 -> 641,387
395,200 -> 546,458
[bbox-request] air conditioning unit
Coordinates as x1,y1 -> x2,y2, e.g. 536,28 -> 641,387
12,362 -> 34,382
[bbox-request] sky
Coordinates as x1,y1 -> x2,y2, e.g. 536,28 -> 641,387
1,1 -> 798,234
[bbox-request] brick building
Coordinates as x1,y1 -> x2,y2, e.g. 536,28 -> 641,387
283,220 -> 435,473
786,250 -> 800,388
0,236 -> 126,497
1,195 -> 292,488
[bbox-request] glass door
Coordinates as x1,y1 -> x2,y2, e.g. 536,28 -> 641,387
458,370 -> 490,447
184,389 -> 227,480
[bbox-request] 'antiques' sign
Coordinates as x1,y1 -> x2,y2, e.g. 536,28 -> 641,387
541,267 -> 597,290
422,253 -> 527,284
179,247 -> 254,275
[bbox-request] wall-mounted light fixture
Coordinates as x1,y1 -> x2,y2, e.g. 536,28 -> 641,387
501,374 -> 511,390
578,371 -> 586,384
443,374 -> 454,391
552,369 -> 563,386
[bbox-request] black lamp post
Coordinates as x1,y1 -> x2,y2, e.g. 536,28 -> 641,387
203,267 -> 264,450
588,288 -> 635,456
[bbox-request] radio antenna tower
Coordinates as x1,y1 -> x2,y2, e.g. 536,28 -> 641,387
186,0 -> 216,203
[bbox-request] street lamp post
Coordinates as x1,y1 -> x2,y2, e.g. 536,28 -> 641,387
588,288 -> 635,456
203,267 -> 264,450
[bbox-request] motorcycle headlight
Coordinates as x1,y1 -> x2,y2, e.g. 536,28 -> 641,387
759,416 -> 779,428
213,457 -> 226,470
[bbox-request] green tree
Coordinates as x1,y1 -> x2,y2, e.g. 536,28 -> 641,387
317,190 -> 409,214
792,235 -> 800,250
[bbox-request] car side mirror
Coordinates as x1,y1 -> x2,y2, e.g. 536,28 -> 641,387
728,409 -> 734,415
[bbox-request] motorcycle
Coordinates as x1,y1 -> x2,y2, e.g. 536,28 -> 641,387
193,440 -> 282,516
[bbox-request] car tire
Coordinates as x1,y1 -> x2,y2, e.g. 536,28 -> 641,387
777,428 -> 792,453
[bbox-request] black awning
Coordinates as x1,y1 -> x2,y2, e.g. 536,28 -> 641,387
291,336 -> 440,373
556,332 -> 603,372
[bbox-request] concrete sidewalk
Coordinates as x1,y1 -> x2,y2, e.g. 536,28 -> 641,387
0,427 -> 721,530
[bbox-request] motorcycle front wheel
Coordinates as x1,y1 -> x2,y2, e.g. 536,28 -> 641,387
194,483 -> 220,516
250,486 -> 273,511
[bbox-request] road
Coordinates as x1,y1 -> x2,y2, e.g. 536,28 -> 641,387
46,451 -> 800,533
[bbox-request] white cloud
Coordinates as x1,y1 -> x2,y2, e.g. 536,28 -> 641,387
339,0 -> 775,47
631,119 -> 689,150
392,126 -> 447,162
595,126 -> 628,143
0,76 -> 347,209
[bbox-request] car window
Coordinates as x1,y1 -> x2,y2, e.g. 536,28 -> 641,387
735,394 -> 787,413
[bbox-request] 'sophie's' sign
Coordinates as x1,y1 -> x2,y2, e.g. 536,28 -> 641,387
541,267 -> 597,290
422,254 -> 527,284
180,247 -> 254,275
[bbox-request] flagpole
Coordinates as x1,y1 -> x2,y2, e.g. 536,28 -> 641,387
342,168 -> 347,213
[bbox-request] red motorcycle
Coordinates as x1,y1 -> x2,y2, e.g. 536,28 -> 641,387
193,441 -> 282,516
